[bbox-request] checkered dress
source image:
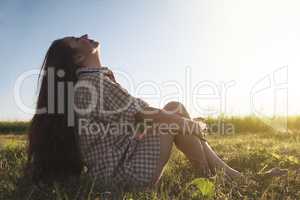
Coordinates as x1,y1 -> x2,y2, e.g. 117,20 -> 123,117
74,66 -> 160,191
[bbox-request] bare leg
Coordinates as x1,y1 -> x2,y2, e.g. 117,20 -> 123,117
149,101 -> 211,185
149,101 -> 241,185
149,133 -> 175,185
170,102 -> 242,179
201,140 -> 242,179
174,134 -> 213,177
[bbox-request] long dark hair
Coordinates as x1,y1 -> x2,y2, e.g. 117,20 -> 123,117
26,38 -> 84,185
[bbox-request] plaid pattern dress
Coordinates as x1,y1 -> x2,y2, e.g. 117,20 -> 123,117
74,66 -> 160,191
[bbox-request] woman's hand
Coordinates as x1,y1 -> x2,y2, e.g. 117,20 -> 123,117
180,118 -> 207,138
194,119 -> 208,137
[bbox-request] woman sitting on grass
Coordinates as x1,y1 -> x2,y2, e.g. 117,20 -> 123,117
28,34 -> 285,195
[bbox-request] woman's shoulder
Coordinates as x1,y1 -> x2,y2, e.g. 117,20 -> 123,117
76,71 -> 112,89
76,66 -> 110,76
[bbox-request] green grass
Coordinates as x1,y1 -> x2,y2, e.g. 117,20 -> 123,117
0,121 -> 29,135
0,130 -> 299,200
0,135 -> 26,148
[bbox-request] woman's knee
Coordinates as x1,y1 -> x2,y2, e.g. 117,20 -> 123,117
163,101 -> 190,118
163,101 -> 183,110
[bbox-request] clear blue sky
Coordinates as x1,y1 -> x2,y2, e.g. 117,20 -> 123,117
1,0 -> 300,120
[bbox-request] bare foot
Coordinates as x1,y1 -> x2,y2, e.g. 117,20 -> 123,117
260,167 -> 288,178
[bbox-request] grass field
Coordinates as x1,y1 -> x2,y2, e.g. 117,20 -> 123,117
0,119 -> 300,199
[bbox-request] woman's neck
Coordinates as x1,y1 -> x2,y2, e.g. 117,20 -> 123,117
81,51 -> 102,68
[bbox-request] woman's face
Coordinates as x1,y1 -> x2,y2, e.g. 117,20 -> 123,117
63,34 -> 100,64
